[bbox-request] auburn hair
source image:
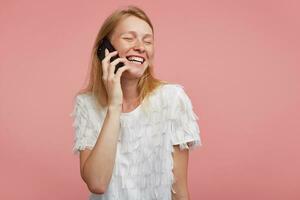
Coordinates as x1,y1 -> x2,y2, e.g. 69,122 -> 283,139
75,5 -> 167,110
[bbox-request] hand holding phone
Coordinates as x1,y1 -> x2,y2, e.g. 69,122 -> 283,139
97,37 -> 129,109
97,37 -> 125,74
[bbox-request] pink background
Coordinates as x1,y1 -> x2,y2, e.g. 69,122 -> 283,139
0,0 -> 299,199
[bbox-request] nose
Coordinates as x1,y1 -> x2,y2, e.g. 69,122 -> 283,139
133,39 -> 145,53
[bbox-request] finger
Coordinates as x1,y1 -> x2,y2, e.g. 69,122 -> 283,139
102,66 -> 108,81
115,66 -> 130,79
101,53 -> 109,79
108,58 -> 127,79
107,62 -> 116,79
102,49 -> 116,78
102,50 -> 118,63
110,57 -> 127,66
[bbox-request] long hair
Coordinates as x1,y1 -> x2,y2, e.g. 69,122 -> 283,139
75,5 -> 167,109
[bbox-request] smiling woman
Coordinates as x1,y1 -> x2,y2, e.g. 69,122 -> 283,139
70,5 -> 202,200
109,15 -> 155,80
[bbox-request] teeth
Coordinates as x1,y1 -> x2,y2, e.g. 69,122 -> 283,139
127,56 -> 144,63
130,60 -> 142,64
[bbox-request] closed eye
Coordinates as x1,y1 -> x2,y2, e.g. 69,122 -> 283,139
123,37 -> 133,41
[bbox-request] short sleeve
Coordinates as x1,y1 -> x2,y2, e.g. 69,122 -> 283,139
70,94 -> 98,155
167,85 -> 202,151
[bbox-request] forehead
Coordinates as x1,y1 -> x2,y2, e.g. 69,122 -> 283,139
114,15 -> 153,36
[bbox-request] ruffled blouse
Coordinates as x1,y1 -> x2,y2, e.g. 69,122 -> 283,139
70,83 -> 202,200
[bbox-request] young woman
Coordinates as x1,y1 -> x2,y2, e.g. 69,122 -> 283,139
71,5 -> 202,200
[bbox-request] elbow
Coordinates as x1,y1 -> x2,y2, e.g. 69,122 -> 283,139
87,181 -> 108,194
81,167 -> 110,194
81,170 -> 108,194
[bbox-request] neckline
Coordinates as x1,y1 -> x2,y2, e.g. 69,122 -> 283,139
120,84 -> 166,116
120,99 -> 144,116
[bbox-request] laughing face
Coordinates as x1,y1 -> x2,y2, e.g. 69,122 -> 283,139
110,15 -> 154,79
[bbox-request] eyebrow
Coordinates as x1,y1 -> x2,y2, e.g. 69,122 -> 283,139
120,31 -> 153,38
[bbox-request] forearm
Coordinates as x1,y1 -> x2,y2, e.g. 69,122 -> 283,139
83,106 -> 121,191
172,145 -> 190,200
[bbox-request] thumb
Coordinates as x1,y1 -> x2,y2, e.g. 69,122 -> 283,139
115,66 -> 130,79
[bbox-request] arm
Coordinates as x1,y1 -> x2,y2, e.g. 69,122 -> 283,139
80,106 -> 121,194
172,145 -> 190,200
76,50 -> 130,194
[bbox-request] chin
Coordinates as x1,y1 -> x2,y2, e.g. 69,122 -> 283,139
122,64 -> 148,79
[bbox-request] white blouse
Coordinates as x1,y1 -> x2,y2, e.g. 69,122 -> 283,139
70,83 -> 202,200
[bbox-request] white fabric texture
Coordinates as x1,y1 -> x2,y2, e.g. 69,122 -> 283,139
70,83 -> 202,200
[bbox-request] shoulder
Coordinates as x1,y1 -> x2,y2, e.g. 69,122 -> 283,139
155,83 -> 185,96
160,83 -> 184,91
159,83 -> 189,102
72,92 -> 101,115
72,92 -> 105,129
143,83 -> 189,112
160,84 -> 196,117
73,92 -> 97,107
74,92 -> 93,103
145,83 -> 184,103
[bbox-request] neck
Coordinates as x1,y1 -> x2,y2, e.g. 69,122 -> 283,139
121,77 -> 139,104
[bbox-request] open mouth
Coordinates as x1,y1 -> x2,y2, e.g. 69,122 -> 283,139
126,56 -> 145,65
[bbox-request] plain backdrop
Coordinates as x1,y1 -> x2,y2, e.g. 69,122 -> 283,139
0,0 -> 299,199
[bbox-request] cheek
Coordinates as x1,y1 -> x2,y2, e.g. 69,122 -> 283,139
113,40 -> 130,55
147,48 -> 154,60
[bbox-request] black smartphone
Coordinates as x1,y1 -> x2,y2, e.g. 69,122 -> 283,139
97,37 -> 125,74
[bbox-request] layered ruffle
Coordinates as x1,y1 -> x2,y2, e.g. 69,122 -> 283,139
163,84 -> 202,150
70,94 -> 99,155
111,86 -> 174,200
70,84 -> 201,200
105,84 -> 200,199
